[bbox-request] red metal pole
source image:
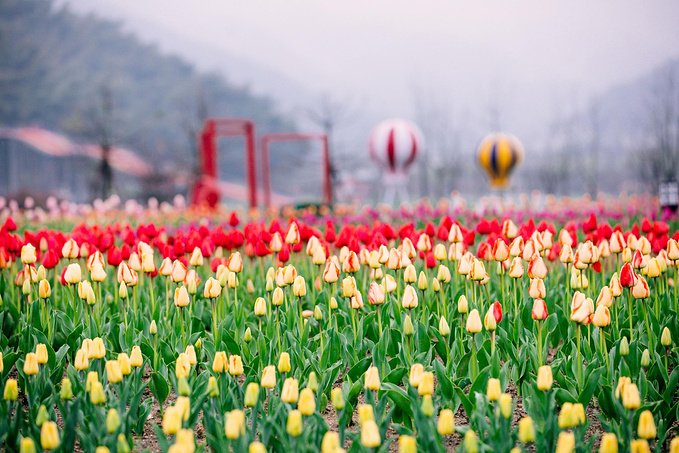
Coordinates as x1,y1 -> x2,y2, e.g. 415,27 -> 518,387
245,121 -> 257,209
261,138 -> 271,209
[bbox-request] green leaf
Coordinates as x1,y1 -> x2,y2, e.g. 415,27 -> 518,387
149,371 -> 170,408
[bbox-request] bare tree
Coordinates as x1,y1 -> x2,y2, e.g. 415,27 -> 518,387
66,83 -> 116,199
305,94 -> 360,200
411,83 -> 462,199
643,65 -> 679,191
178,79 -> 209,177
586,98 -> 602,196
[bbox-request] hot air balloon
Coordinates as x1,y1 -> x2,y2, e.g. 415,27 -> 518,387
477,132 -> 524,189
369,119 -> 424,204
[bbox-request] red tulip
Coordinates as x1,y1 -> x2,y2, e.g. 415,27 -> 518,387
619,263 -> 637,288
107,246 -> 123,267
42,250 -> 60,269
490,301 -> 503,323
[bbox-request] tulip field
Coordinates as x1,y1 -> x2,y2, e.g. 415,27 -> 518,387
0,195 -> 679,453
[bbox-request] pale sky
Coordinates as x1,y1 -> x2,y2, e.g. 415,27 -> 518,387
62,0 -> 679,140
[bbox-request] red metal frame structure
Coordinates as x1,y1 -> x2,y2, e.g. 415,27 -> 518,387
191,118 -> 257,208
260,132 -> 332,208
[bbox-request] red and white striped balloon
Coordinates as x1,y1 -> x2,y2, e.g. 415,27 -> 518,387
369,119 -> 424,173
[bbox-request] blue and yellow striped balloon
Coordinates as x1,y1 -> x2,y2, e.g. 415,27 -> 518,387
477,132 -> 524,189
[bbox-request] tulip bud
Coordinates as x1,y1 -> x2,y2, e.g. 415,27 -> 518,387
416,371 -> 433,396
20,438 -> 36,453
499,393 -> 512,418
36,404 -> 50,427
162,405 -> 182,435
364,366 -> 380,391
556,431 -> 575,453
484,310 -> 497,331
36,343 -> 48,364
342,276 -> 356,298
420,394 -> 434,417
321,432 -> 341,453
531,299 -> 548,321
118,282 -> 128,299
244,383 -> 260,407
403,315 -> 414,336
174,285 -> 190,307
437,408 -> 455,435
573,403 -> 586,425
148,320 -> 157,336
458,295 -> 468,314
4,379 -> 18,400
60,378 -> 73,400
177,377 -> 191,396
107,408 -> 120,433
399,435 -> 417,453
293,276 -> 307,297
592,305 -> 611,328
409,363 -> 424,387
254,297 -> 267,316
599,433 -> 618,453
39,279 -> 51,299
518,416 -> 535,443
225,409 -> 246,439
619,337 -> 630,356
24,352 -> 38,375
358,403 -> 374,426
21,243 -> 37,264
41,421 -> 60,450
669,437 -> 679,453
130,346 -> 143,368
661,327 -> 672,347
464,430 -> 479,453
466,309 -> 482,333
207,375 -> 219,397
278,352 -> 291,373
298,388 -> 316,415
529,278 -> 546,299
281,377 -> 299,403
261,365 -> 276,388
91,337 -> 105,359
331,387 -> 345,410
537,365 -> 553,391
641,349 -> 651,368
622,382 -> 641,409
286,410 -> 303,437
486,378 -> 501,401
637,410 -> 656,439
630,439 -> 650,453
64,263 -> 82,284
360,420 -> 381,447
229,354 -> 244,376
558,403 -> 577,428
272,287 -> 284,306
90,381 -> 106,405
439,316 -> 451,336
74,349 -> 89,371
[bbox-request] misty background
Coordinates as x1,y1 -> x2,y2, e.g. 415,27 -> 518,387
2,0 -> 679,206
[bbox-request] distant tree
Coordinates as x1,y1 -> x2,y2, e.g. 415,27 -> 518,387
178,78 -> 209,177
305,94 -> 359,200
640,65 -> 679,192
586,98 -> 602,196
411,83 -> 462,199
